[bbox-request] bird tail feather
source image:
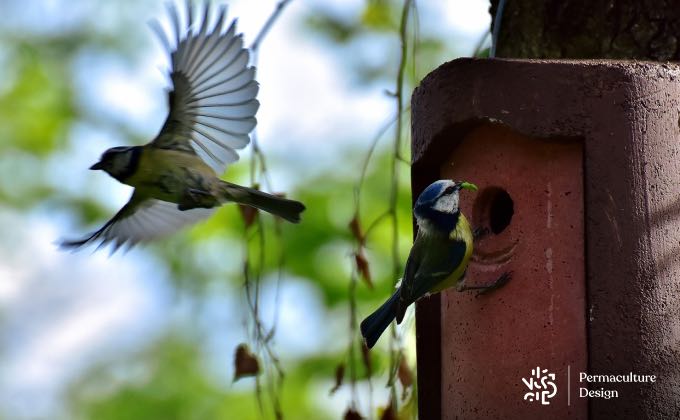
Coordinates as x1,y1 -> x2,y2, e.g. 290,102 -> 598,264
360,290 -> 400,349
219,181 -> 305,223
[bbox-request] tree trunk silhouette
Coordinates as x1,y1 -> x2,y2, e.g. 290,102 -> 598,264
490,0 -> 680,60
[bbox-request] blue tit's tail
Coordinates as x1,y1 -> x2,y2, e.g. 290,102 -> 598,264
360,290 -> 400,349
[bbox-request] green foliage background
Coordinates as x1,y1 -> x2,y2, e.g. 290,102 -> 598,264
0,0 -> 484,419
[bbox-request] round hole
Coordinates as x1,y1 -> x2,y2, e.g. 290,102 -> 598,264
472,187 -> 514,235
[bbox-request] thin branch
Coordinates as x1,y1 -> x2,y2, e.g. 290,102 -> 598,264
348,270 -> 359,405
353,106 -> 411,211
251,0 -> 293,53
392,0 -> 412,277
346,0 -> 416,415
472,31 -> 491,57
237,1 -> 295,418
363,211 -> 392,240
248,0 -> 293,191
490,0 -> 508,58
387,0 -> 413,408
411,1 -> 419,83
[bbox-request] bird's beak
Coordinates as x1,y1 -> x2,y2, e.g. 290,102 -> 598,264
458,181 -> 478,191
89,162 -> 104,170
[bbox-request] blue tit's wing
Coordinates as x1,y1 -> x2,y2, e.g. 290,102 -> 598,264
60,192 -> 214,252
396,233 -> 468,322
394,236 -> 424,323
149,1 -> 259,174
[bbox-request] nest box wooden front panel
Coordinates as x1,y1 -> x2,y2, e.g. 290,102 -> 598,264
438,124 -> 586,419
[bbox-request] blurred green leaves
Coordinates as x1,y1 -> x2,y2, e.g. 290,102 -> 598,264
362,1 -> 399,30
0,43 -> 74,155
305,0 -> 401,42
0,0 -> 485,418
69,336 -> 283,420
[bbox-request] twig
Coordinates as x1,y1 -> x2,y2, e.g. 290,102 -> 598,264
472,31 -> 490,57
238,1 -> 295,418
354,106 -> 411,211
490,0 -> 508,58
348,270 -> 359,405
363,211 -> 392,239
251,0 -> 293,53
386,0 -> 413,407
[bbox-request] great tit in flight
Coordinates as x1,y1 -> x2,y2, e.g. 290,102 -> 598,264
61,1 -> 305,252
360,180 -> 511,349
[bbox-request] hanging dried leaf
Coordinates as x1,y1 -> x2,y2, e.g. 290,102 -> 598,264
238,204 -> 259,228
233,343 -> 260,381
343,407 -> 364,420
329,363 -> 345,395
379,402 -> 397,420
398,358 -> 414,399
349,215 -> 364,244
360,341 -> 372,377
354,251 -> 373,289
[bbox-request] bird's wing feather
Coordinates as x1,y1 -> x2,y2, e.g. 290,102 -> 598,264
150,1 -> 258,174
60,192 -> 214,252
399,234 -> 467,306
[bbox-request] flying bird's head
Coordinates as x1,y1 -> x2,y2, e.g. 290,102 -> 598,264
414,180 -> 477,233
90,146 -> 140,181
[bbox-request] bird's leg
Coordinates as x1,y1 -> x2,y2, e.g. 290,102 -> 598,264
178,188 -> 218,211
473,226 -> 490,241
457,271 -> 513,296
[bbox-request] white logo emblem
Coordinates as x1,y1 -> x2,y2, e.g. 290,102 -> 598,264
522,366 -> 557,405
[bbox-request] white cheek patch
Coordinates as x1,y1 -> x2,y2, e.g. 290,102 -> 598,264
432,192 -> 458,213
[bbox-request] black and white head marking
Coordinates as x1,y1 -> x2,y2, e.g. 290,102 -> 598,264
432,185 -> 459,214
414,180 -> 462,233
95,146 -> 141,181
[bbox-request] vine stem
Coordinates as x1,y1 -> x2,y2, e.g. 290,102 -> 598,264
239,1 -> 294,418
386,0 -> 413,407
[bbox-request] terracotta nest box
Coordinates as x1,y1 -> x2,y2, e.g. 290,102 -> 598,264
411,58 -> 680,420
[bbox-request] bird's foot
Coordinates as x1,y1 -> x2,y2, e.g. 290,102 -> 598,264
473,226 -> 490,241
178,188 -> 218,211
458,271 -> 513,296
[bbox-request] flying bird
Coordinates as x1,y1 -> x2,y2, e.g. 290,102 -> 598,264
61,1 -> 305,252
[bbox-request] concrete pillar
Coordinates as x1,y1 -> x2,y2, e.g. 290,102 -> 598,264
411,58 -> 680,419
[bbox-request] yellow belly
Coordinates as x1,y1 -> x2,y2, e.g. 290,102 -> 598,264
430,212 -> 474,293
125,147 -> 217,202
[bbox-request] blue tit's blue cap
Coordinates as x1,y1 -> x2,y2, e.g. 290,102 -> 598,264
415,180 -> 478,206
416,180 -> 454,206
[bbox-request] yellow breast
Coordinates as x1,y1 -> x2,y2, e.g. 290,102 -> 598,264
431,212 -> 474,293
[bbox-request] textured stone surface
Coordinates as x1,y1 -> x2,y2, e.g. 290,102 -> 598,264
439,125 -> 586,419
412,58 -> 680,419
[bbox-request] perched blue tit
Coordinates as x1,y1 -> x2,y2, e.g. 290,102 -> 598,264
360,180 -> 511,348
61,1 -> 304,252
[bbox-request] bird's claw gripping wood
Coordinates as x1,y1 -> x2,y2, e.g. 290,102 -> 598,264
473,226 -> 490,241
458,271 -> 512,296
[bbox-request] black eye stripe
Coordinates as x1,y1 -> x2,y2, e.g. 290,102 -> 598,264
443,186 -> 456,195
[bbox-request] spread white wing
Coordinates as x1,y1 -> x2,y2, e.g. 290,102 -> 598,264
61,194 -> 215,252
150,0 -> 259,174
